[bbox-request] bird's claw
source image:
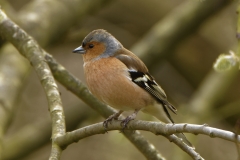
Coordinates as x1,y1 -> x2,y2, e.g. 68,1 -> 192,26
103,110 -> 137,132
103,111 -> 122,130
120,110 -> 138,132
120,116 -> 134,132
103,117 -> 113,130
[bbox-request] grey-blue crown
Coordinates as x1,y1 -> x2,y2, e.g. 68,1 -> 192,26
83,29 -> 123,57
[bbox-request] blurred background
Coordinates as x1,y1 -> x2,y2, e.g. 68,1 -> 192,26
1,0 -> 240,159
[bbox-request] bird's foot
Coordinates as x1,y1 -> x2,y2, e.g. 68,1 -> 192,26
120,116 -> 134,129
120,111 -> 138,131
103,110 -> 123,129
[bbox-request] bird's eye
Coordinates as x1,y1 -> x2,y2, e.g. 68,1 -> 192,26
89,44 -> 94,48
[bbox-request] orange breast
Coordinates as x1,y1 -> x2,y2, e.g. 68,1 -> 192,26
84,57 -> 155,110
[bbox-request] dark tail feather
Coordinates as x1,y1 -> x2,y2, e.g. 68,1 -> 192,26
162,103 -> 194,148
141,104 -> 194,148
163,100 -> 177,114
175,133 -> 195,149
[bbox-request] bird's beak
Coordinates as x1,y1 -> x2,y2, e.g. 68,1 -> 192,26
72,46 -> 86,54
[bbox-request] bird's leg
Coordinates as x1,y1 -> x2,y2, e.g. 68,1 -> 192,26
121,109 -> 140,130
103,110 -> 123,129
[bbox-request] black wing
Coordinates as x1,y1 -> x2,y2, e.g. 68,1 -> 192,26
129,71 -> 177,115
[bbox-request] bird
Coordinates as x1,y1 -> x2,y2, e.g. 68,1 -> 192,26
73,29 -> 193,148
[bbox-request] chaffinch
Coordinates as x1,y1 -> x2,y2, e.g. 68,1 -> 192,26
73,29 -> 193,148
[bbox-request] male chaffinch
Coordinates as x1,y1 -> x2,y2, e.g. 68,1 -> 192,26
73,29 -> 193,148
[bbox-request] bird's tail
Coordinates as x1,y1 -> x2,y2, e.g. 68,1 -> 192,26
142,103 -> 194,149
175,133 -> 194,149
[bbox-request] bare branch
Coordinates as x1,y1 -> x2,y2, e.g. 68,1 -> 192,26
56,120 -> 240,146
0,10 -> 65,159
55,121 -> 233,159
165,135 -> 202,160
56,120 -> 240,159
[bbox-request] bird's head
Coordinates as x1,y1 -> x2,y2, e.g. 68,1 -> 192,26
73,29 -> 123,62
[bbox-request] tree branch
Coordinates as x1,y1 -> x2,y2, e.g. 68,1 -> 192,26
56,120 -> 240,146
56,120 -> 237,160
164,135 -> 202,160
0,10 -> 65,159
56,120 -> 240,159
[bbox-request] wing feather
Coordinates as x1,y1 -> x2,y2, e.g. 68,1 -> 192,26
129,71 -> 177,114
115,53 -> 177,114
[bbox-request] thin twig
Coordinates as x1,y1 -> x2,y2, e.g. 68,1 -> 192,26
165,135 -> 203,160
